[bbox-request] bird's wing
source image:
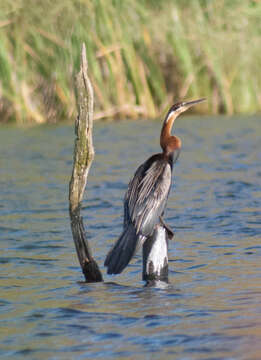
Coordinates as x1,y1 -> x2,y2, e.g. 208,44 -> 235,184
125,157 -> 172,237
123,162 -> 146,228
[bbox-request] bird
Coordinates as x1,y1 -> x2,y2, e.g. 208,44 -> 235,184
104,98 -> 206,274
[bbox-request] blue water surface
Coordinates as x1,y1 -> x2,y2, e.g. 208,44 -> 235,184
0,115 -> 261,359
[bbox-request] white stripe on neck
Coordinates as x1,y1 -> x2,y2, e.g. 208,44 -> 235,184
164,110 -> 175,124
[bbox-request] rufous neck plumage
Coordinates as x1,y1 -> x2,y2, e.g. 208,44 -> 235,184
160,110 -> 181,156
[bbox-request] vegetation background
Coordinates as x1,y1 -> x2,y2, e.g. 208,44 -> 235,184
0,0 -> 260,124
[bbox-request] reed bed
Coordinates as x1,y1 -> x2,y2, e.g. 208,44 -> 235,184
0,0 -> 260,123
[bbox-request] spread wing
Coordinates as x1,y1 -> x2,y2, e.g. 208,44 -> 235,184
124,155 -> 172,238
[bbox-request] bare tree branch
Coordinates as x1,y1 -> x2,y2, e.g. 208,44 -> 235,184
69,43 -> 103,283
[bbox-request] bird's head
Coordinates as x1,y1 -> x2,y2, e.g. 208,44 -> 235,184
160,98 -> 206,153
164,98 -> 206,124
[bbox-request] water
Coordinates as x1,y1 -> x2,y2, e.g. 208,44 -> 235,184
0,116 -> 260,359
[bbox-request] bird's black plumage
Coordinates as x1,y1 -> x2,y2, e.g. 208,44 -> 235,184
104,153 -> 175,274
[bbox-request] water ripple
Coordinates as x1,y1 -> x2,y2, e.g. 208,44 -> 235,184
0,118 -> 261,359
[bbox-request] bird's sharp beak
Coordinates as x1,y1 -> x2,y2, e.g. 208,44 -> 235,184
183,98 -> 206,109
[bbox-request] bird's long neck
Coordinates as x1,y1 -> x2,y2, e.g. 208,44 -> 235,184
160,111 -> 181,155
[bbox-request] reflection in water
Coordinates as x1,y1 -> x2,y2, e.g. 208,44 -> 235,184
0,116 -> 261,359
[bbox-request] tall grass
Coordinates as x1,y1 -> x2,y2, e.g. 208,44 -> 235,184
0,0 -> 260,123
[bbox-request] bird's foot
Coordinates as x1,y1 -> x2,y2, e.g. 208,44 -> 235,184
159,216 -> 174,240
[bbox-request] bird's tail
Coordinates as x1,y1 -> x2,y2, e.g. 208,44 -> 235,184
104,224 -> 144,274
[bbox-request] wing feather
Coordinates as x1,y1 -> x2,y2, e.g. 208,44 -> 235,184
105,155 -> 173,273
124,155 -> 172,238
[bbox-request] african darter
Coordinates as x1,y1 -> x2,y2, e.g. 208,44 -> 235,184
105,98 -> 206,274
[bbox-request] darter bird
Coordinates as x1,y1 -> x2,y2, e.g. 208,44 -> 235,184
104,98 -> 206,274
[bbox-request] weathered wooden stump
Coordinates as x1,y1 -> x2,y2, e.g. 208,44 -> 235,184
143,225 -> 169,285
69,43 -> 103,283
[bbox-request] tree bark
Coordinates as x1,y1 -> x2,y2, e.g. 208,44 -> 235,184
142,224 -> 169,285
69,43 -> 103,283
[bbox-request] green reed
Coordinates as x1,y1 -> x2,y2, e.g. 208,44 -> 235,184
0,0 -> 260,123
